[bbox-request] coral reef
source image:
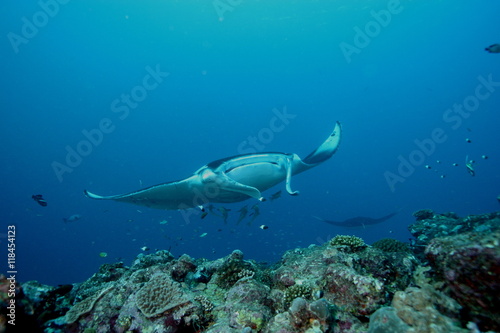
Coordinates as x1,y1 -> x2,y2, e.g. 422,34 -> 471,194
408,211 -> 499,258
213,253 -> 256,289
426,228 -> 500,331
369,266 -> 466,333
283,283 -> 313,306
135,273 -> 191,317
412,209 -> 435,221
372,238 -> 411,253
329,235 -> 366,252
65,283 -> 114,324
5,210 -> 500,332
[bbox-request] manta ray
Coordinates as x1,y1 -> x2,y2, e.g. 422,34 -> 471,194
313,211 -> 397,228
84,122 -> 341,210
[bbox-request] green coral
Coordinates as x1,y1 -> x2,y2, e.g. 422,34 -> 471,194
372,238 -> 411,253
235,309 -> 265,330
329,235 -> 366,252
284,283 -> 313,306
115,315 -> 132,331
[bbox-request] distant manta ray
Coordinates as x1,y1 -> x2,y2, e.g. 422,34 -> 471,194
313,211 -> 398,228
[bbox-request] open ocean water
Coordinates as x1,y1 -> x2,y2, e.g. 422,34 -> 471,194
1,0 -> 499,286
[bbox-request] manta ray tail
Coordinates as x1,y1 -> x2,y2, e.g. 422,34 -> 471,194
84,190 -> 108,200
84,190 -> 130,201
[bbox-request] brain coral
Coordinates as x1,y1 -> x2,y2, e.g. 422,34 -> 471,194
136,273 -> 190,317
372,238 -> 410,253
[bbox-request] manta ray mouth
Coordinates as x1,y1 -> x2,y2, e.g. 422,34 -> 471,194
225,161 -> 279,173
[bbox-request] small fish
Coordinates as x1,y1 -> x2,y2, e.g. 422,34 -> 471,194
247,204 -> 260,225
465,138 -> 472,143
207,204 -> 222,217
200,232 -> 208,238
425,165 -> 431,169
313,290 -> 324,300
63,214 -> 82,223
482,155 -> 488,160
465,155 -> 475,176
485,44 -> 500,53
159,220 -> 168,225
200,211 -> 208,219
141,246 -> 150,251
452,163 -> 459,167
259,224 -> 269,230
99,252 -> 108,258
269,190 -> 282,201
236,205 -> 248,225
218,207 -> 231,224
32,194 -> 47,207
466,164 -> 475,176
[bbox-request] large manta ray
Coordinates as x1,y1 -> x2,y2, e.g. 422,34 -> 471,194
84,122 -> 341,210
313,211 -> 397,228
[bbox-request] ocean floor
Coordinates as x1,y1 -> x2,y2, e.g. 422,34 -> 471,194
2,210 -> 500,333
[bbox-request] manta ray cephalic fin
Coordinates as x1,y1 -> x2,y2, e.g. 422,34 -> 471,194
285,155 -> 299,196
201,168 -> 263,200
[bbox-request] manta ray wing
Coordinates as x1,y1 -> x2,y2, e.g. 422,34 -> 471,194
84,176 -> 199,210
373,212 -> 398,223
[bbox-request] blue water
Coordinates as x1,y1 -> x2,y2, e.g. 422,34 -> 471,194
1,0 -> 499,286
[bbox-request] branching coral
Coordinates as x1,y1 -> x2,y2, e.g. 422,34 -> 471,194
329,235 -> 366,252
284,284 -> 312,306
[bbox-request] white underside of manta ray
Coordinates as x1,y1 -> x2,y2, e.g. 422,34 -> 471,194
84,121 -> 342,210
